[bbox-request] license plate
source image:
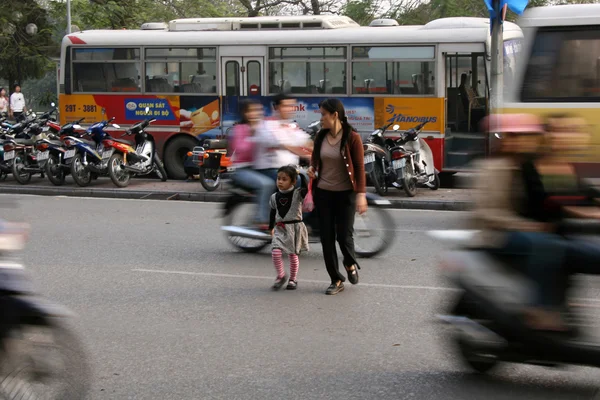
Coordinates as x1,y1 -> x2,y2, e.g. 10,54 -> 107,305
64,149 -> 76,159
102,149 -> 114,159
392,158 -> 406,170
36,151 -> 49,161
3,151 -> 14,161
364,153 -> 375,164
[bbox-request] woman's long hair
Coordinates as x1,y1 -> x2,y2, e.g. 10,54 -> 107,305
313,98 -> 355,164
238,98 -> 262,125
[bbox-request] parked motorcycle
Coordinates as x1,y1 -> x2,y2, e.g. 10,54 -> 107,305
191,139 -> 230,191
0,220 -> 91,398
40,118 -> 87,186
221,169 -> 395,257
115,108 -> 168,185
69,115 -> 125,187
429,217 -> 600,374
389,121 -> 440,197
9,104 -> 60,184
363,122 -> 400,196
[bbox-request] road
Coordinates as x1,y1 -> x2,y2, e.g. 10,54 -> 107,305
3,195 -> 600,400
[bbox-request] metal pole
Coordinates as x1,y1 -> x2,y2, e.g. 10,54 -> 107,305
490,0 -> 504,113
67,0 -> 72,34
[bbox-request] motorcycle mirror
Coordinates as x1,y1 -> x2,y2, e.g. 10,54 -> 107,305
101,108 -> 106,115
145,107 -> 150,114
51,102 -> 56,107
393,124 -> 400,131
495,133 -> 502,139
112,124 -> 121,129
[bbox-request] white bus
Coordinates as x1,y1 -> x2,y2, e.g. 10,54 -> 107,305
59,15 -> 523,179
503,4 -> 600,164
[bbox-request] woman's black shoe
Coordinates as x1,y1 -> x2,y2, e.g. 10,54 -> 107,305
326,282 -> 344,295
345,264 -> 359,285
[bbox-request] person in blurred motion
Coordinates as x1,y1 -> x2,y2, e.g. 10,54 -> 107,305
267,94 -> 313,175
228,99 -> 277,230
473,114 -> 598,331
0,88 -> 8,116
308,98 -> 367,295
268,165 -> 309,290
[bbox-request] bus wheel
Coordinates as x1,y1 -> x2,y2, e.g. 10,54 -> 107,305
164,136 -> 198,180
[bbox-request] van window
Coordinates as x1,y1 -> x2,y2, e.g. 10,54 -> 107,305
521,26 -> 600,102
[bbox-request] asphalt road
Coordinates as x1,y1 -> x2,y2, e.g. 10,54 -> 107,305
3,195 -> 600,400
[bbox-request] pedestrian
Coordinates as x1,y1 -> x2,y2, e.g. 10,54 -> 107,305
307,98 -> 367,295
0,88 -> 8,116
9,84 -> 27,121
269,165 -> 309,290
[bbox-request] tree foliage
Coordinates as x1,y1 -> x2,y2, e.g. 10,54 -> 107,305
0,0 -> 55,92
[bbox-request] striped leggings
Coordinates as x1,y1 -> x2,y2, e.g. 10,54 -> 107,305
272,249 -> 299,281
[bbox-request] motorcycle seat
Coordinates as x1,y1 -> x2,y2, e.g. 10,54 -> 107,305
111,138 -> 133,146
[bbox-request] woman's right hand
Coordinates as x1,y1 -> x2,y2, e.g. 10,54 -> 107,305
307,166 -> 316,179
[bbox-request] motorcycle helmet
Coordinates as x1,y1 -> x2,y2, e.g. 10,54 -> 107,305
481,114 -> 544,155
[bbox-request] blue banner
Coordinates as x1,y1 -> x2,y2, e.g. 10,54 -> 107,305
124,98 -> 176,121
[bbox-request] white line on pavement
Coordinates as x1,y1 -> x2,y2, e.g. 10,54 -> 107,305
131,268 -> 600,304
132,268 -> 457,291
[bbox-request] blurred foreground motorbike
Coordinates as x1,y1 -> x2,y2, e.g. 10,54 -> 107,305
0,220 -> 90,399
429,214 -> 600,373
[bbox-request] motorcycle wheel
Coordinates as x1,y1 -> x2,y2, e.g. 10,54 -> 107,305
223,200 -> 270,253
454,332 -> 499,374
401,163 -> 417,197
370,161 -> 387,196
70,153 -> 92,187
354,203 -> 395,258
199,168 -> 221,192
0,320 -> 91,399
0,170 -> 7,181
108,153 -> 131,188
429,171 -> 440,191
11,155 -> 32,185
154,154 -> 167,182
45,154 -> 65,186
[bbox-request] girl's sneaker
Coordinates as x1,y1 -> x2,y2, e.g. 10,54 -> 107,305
286,280 -> 297,290
273,275 -> 287,290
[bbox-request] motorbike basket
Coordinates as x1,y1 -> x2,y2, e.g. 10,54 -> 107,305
202,152 -> 222,169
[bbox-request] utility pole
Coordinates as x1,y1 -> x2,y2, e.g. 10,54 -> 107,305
490,0 -> 504,113
67,0 -> 72,34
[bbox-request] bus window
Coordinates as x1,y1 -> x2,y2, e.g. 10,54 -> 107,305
247,61 -> 261,96
144,47 -> 217,94
72,47 -> 141,93
521,27 -> 600,102
268,46 -> 346,94
225,61 -> 240,96
351,46 -> 435,95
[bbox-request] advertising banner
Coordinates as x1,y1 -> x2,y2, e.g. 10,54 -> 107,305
374,98 -> 445,134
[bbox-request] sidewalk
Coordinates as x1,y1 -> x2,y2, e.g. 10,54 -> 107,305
0,175 -> 473,211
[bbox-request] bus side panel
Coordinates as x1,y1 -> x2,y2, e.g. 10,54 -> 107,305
374,97 -> 445,171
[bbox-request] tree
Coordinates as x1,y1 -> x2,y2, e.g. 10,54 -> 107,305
0,0 -> 55,93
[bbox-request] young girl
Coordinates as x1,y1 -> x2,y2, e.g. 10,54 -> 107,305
269,165 -> 309,290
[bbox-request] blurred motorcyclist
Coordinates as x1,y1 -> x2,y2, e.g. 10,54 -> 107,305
471,114 -> 599,332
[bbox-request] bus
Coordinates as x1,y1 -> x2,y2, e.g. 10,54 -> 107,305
58,15 -> 523,180
503,4 -> 600,167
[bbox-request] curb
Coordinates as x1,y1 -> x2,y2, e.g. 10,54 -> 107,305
0,185 -> 472,211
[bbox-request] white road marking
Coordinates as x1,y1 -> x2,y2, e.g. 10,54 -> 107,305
132,268 -> 600,303
132,268 -> 457,291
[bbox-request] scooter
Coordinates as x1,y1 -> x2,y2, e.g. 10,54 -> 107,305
221,168 -> 395,258
363,122 -> 401,196
428,218 -> 600,374
116,107 -> 168,185
0,218 -> 91,398
388,121 -> 440,197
